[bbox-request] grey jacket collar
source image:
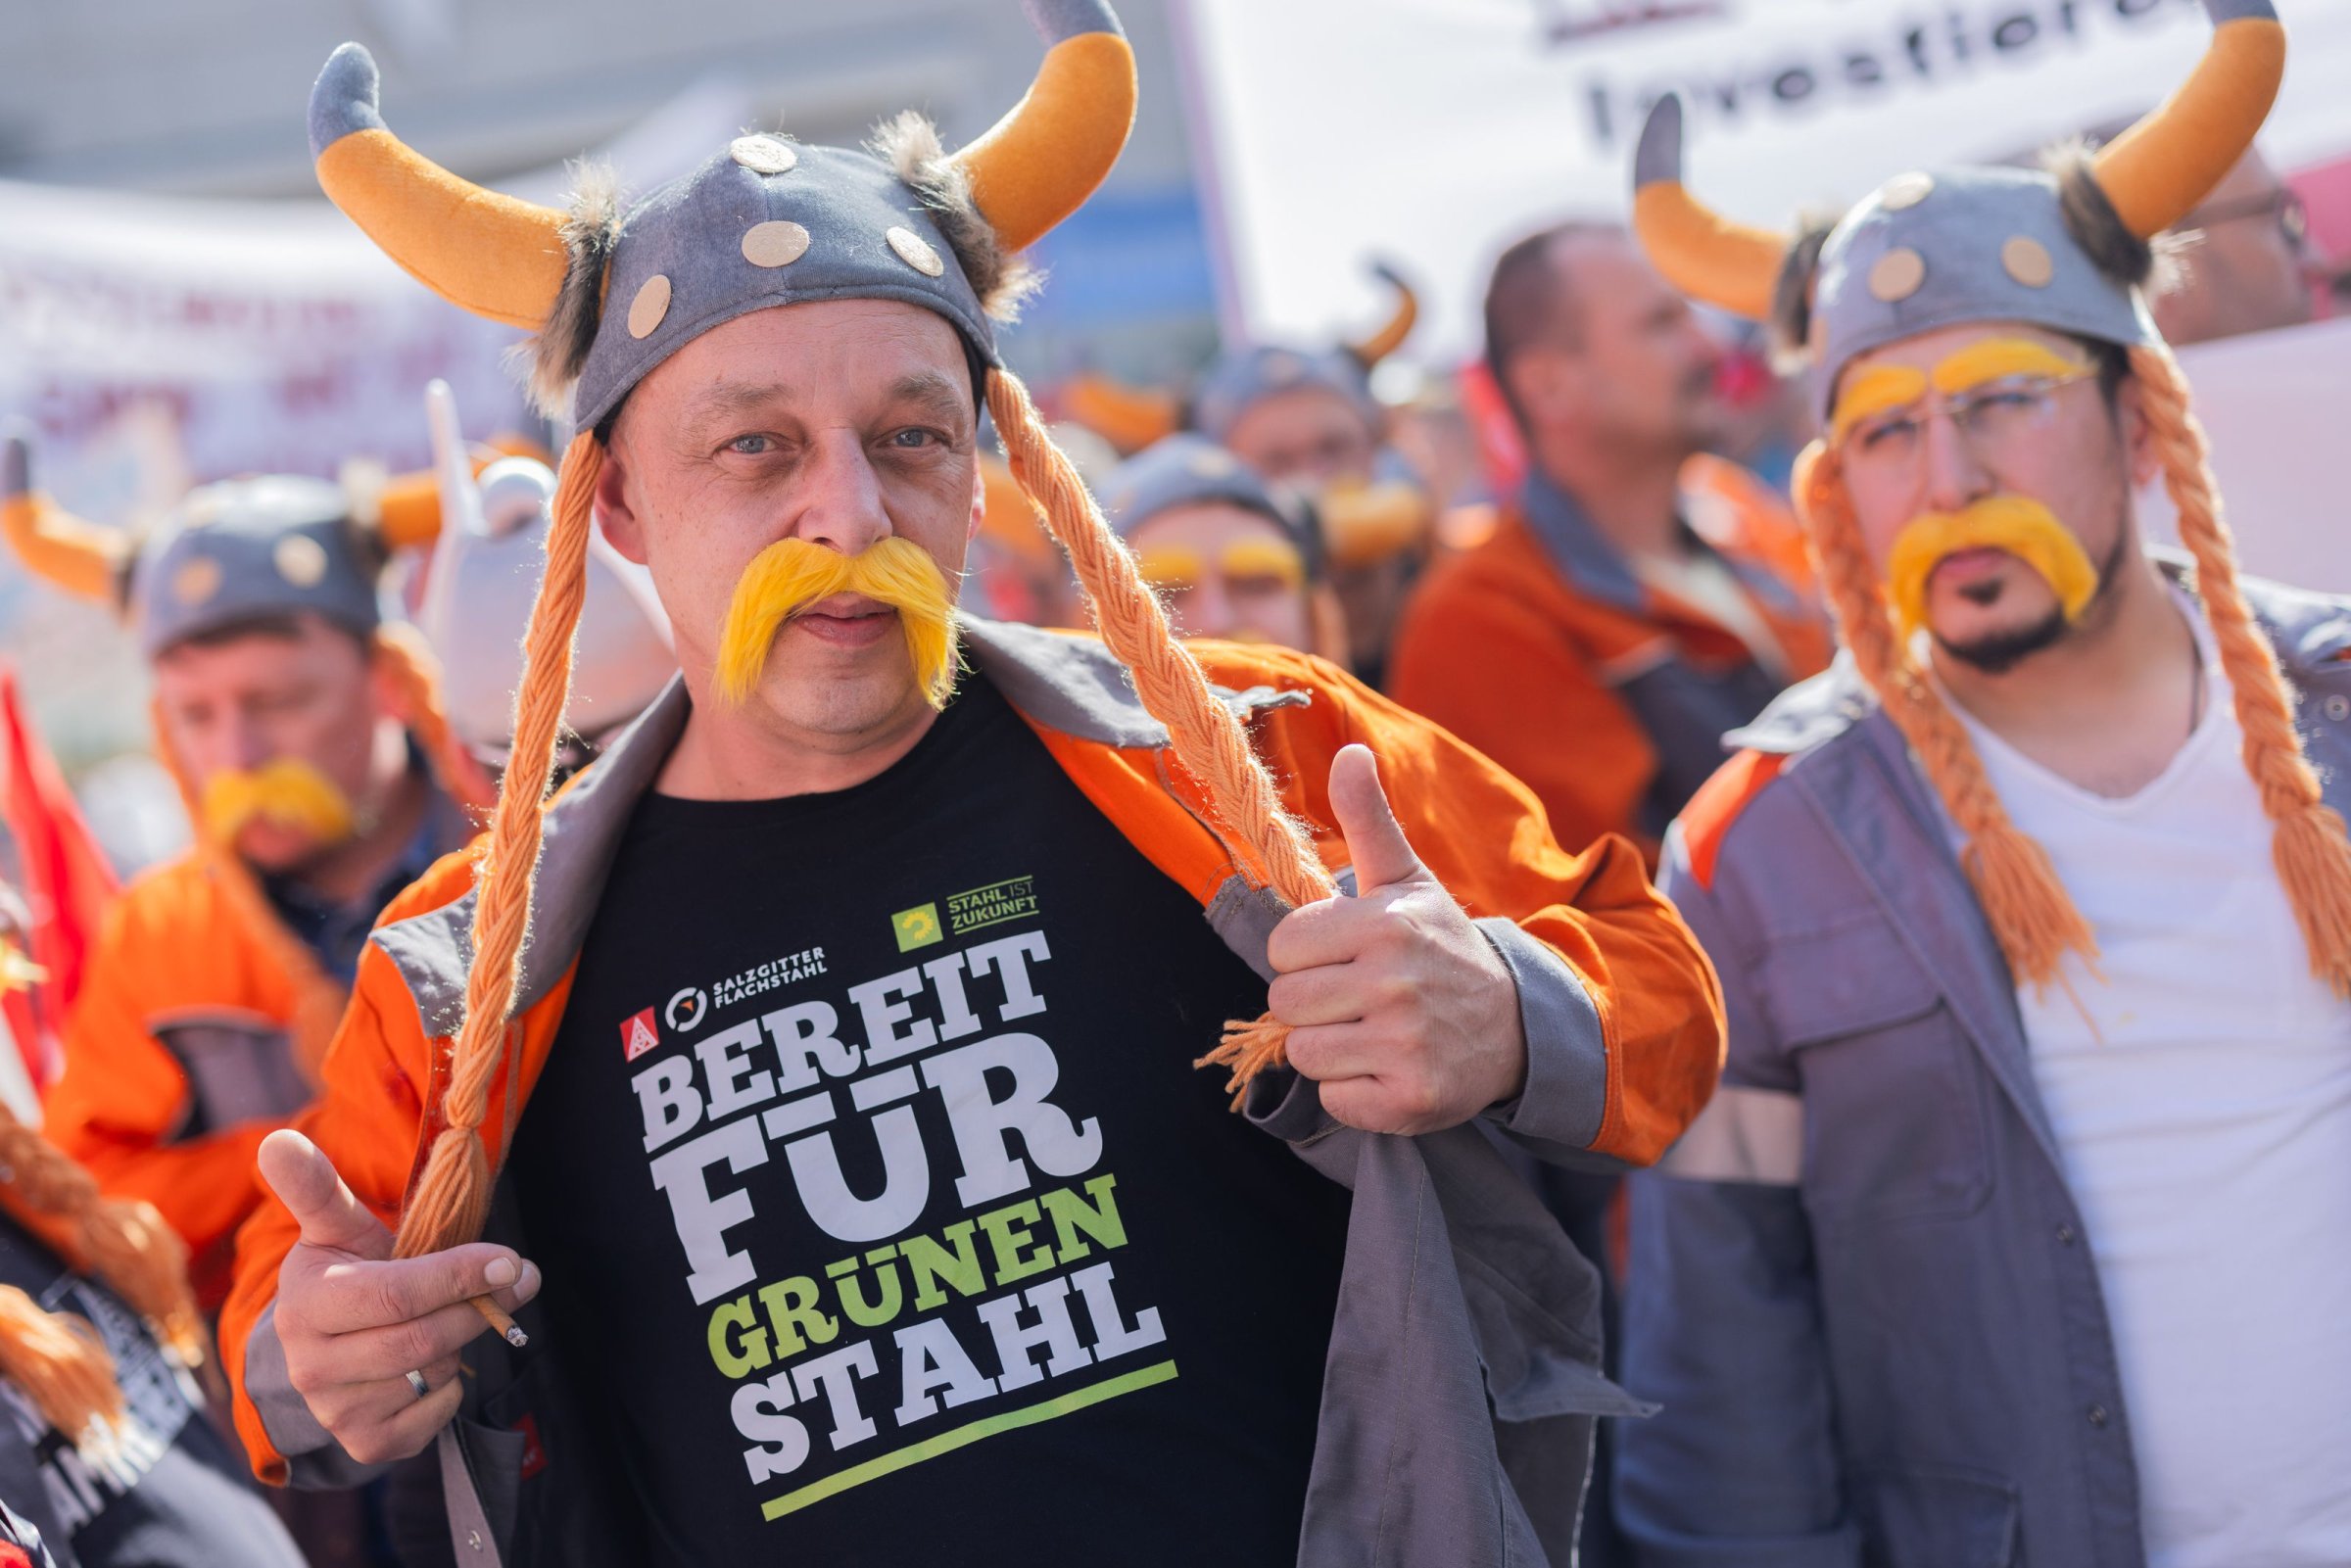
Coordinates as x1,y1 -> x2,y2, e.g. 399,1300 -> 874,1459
371,616 -> 1309,1040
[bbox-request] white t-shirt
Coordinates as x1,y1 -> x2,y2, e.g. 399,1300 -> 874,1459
1945,613 -> 2351,1567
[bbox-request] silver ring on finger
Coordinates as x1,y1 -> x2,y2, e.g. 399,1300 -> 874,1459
406,1369 -> 430,1401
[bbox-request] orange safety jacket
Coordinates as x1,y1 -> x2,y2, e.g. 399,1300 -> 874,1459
47,788 -> 469,1305
220,621 -> 1726,1563
46,857 -> 310,1304
1389,469 -> 1831,864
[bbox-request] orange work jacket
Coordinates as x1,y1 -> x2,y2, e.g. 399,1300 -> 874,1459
1389,469 -> 1830,864
45,856 -> 312,1303
220,621 -> 1726,1496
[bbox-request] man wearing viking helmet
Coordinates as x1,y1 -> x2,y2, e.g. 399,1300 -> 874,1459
1102,433 -> 1352,661
1072,264 -> 1438,687
1616,5 -> 2351,1561
220,9 -> 1724,1564
0,429 -> 489,1306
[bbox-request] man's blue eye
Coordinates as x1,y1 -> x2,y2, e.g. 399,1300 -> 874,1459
890,429 -> 934,448
729,435 -> 773,455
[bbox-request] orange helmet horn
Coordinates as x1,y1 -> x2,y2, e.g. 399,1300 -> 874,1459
308,45 -> 571,330
1061,372 -> 1182,455
0,428 -> 130,606
949,1 -> 1139,254
1629,95 -> 1791,323
1346,262 -> 1419,369
2092,0 -> 2286,240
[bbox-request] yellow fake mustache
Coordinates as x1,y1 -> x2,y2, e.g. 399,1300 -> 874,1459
1886,496 -> 2098,642
714,537 -> 959,709
199,759 -> 357,844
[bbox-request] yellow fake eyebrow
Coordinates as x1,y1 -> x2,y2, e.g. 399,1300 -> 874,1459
1135,545 -> 1204,587
1930,337 -> 2092,394
1829,364 -> 1927,443
1220,538 -> 1305,587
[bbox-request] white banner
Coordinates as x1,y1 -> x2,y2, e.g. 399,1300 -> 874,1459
1177,0 -> 2351,360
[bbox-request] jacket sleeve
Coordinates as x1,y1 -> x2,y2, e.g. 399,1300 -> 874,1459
221,927 -> 437,1486
1386,566 -> 1657,858
1232,647 -> 1725,1169
45,906 -> 283,1292
1613,826 -> 1860,1566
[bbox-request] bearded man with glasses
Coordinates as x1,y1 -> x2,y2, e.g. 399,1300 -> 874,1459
1612,4 -> 2351,1564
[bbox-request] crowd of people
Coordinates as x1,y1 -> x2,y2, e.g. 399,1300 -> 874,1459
0,0 -> 2339,1563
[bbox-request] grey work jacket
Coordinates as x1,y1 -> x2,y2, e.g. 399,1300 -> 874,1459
1617,567 -> 2351,1566
247,617 -> 1655,1568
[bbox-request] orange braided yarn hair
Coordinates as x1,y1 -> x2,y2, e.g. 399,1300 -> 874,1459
2129,340 -> 2351,993
397,432 -> 599,1258
986,371 -> 1338,1102
148,624 -> 495,1084
394,388 -> 1345,1259
1797,344 -> 2351,998
0,1106 -> 205,1446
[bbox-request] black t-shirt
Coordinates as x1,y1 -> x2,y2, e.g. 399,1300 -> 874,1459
510,674 -> 1351,1565
0,1216 -> 304,1568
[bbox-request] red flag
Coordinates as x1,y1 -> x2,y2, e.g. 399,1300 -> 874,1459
0,664 -> 118,1089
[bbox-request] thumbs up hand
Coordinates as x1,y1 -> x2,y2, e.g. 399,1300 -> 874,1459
258,1129 -> 541,1466
1265,745 -> 1528,1135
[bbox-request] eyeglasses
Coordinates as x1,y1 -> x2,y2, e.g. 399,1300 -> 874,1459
2180,187 -> 2309,249
1136,539 -> 1305,598
1838,369 -> 2096,485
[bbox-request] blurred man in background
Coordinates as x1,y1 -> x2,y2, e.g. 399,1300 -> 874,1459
1391,220 -> 1829,864
1106,433 -> 1348,661
1389,218 -> 1827,1568
2156,144 -> 2319,344
1,428 -> 486,1307
2045,119 -> 2321,346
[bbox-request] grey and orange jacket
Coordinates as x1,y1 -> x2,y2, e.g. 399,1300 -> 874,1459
223,617 -> 1726,1568
1390,469 -> 1831,862
1618,567 -> 2351,1564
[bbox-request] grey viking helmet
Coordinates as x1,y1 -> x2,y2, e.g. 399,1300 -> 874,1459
1189,262 -> 1419,442
3,422 -> 402,659
306,0 -> 1137,428
1103,433 -> 1322,575
1629,0 -> 2286,411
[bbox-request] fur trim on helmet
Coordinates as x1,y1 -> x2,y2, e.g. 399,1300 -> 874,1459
2044,140 -> 2188,297
523,163 -> 625,416
1767,218 -> 1837,371
872,112 -> 1040,323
